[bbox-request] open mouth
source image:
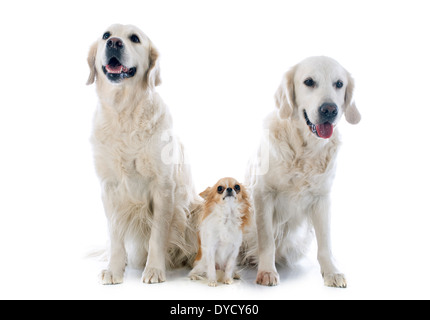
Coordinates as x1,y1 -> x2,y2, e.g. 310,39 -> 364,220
303,110 -> 334,139
102,57 -> 136,82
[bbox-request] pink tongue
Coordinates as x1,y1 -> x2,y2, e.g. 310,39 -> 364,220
316,123 -> 334,139
106,65 -> 123,74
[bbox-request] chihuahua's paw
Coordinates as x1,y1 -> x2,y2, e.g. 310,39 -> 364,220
208,280 -> 218,287
189,273 -> 204,281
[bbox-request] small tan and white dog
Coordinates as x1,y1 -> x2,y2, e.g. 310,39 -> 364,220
189,178 -> 251,286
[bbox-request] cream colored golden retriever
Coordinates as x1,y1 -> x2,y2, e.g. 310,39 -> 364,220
246,56 -> 360,287
87,24 -> 197,284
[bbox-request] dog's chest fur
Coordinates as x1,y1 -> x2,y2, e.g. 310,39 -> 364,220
267,114 -> 340,199
200,203 -> 243,264
91,92 -> 169,183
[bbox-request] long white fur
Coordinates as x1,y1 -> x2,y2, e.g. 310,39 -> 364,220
245,56 -> 360,287
87,24 -> 198,285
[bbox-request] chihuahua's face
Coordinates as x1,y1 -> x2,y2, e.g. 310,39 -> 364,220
200,177 -> 246,205
199,177 -> 252,231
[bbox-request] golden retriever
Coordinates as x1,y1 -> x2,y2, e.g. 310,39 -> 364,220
87,24 -> 197,284
245,56 -> 360,287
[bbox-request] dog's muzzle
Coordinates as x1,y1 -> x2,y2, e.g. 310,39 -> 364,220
304,104 -> 338,139
102,37 -> 136,83
223,188 -> 237,200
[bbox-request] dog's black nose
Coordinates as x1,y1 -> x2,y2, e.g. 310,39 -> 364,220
319,103 -> 338,121
226,187 -> 233,193
107,37 -> 124,49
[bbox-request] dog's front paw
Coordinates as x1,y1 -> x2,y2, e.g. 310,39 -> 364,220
142,267 -> 166,284
208,280 -> 218,287
323,273 -> 347,288
256,270 -> 280,286
99,269 -> 123,285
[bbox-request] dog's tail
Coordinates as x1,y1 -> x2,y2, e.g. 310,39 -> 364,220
164,192 -> 203,270
84,246 -> 108,261
239,206 -> 259,267
179,196 -> 203,268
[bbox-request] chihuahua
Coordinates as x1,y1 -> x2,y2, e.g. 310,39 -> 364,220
189,177 -> 251,286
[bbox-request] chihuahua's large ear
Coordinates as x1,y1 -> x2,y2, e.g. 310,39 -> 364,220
145,43 -> 161,88
344,73 -> 361,124
86,42 -> 98,85
275,66 -> 296,120
199,187 -> 211,200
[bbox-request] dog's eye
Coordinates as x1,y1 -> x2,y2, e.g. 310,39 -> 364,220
335,80 -> 343,89
234,185 -> 241,192
102,32 -> 111,40
217,186 -> 225,194
304,78 -> 315,87
130,34 -> 140,43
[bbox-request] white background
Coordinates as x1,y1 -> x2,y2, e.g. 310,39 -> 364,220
1,0 -> 430,300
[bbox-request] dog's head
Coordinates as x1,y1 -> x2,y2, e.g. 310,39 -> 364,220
199,177 -> 251,229
275,56 -> 360,139
200,177 -> 247,204
86,24 -> 160,88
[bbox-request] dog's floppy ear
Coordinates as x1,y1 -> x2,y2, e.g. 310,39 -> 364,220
344,73 -> 361,124
145,43 -> 161,88
275,66 -> 296,119
199,187 -> 211,200
86,42 -> 98,85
